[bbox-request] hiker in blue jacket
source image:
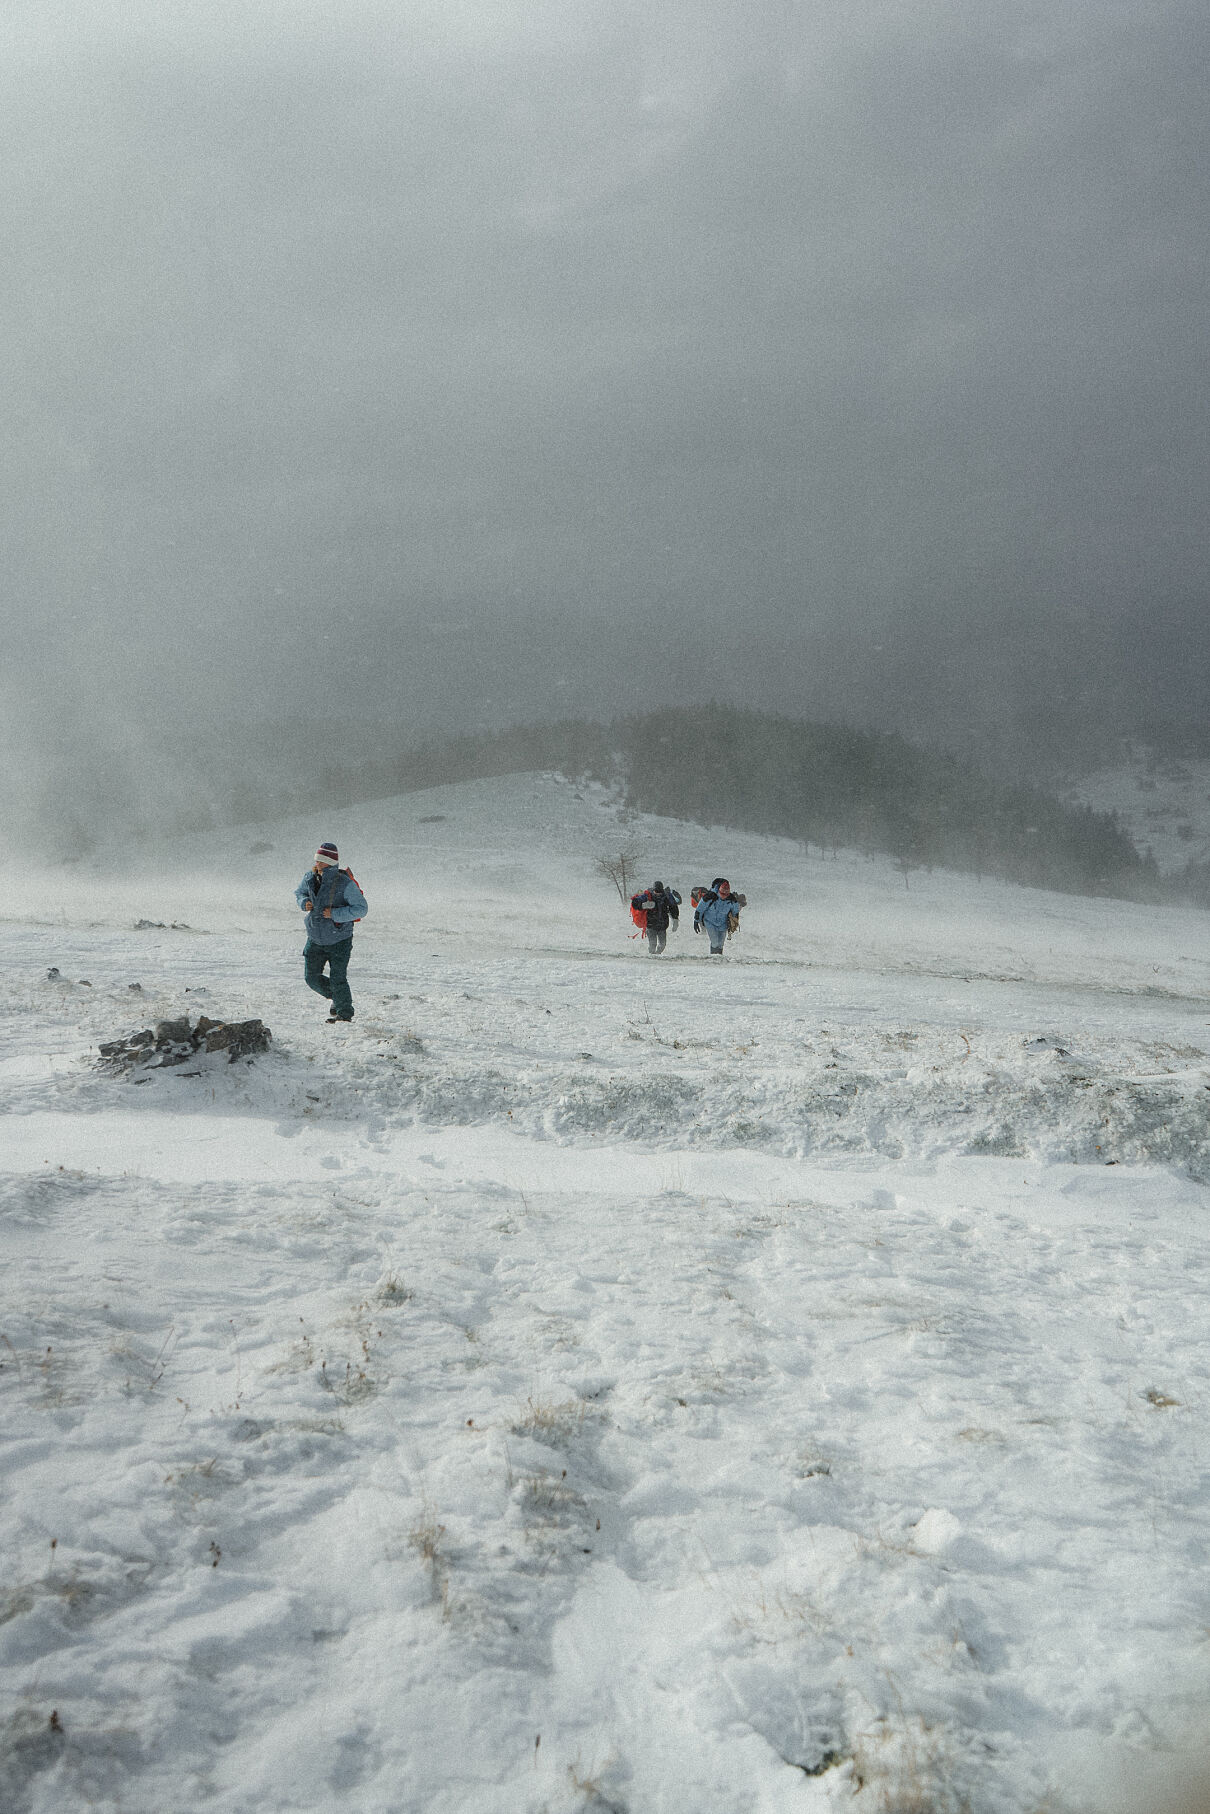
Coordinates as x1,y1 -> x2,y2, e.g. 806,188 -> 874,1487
692,877 -> 746,957
294,841 -> 369,1022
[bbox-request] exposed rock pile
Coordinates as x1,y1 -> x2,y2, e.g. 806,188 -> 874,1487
98,1015 -> 271,1073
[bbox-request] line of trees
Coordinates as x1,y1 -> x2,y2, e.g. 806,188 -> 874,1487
42,702 -> 1189,907
614,706 -> 1156,898
30,695 -> 1198,908
314,705 -> 1166,903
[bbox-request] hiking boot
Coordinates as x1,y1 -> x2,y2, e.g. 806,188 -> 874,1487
326,1014 -> 354,1023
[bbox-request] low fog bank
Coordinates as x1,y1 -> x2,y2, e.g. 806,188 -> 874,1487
16,698 -> 1204,911
13,589 -> 1209,865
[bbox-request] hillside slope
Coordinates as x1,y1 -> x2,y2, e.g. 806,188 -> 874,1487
2,773 -> 1209,1814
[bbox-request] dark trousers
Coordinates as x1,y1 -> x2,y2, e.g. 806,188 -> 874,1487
646,926 -> 668,954
304,938 -> 354,1017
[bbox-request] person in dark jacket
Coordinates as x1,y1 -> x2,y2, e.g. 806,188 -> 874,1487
630,880 -> 681,955
692,877 -> 746,957
294,841 -> 369,1022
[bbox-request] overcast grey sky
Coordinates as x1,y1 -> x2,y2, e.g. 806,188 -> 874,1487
3,0 -> 1207,786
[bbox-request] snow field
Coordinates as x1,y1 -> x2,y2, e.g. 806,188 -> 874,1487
2,772 -> 1210,1814
1064,754 -> 1210,876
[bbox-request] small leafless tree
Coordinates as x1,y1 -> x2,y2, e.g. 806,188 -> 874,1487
592,847 -> 646,903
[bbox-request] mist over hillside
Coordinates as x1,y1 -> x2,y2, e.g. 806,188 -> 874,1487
16,582 -> 1208,878
7,0 -> 1208,909
29,704 -> 1185,908
309,708 -> 1156,902
15,590 -> 1210,845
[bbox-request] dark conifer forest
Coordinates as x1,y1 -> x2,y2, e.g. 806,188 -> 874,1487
317,706 -> 1170,904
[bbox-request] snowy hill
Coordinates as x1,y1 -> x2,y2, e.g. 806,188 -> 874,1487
3,772 -> 1210,1814
1062,751 -> 1210,876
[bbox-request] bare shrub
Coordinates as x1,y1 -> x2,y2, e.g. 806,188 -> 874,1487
592,848 -> 646,903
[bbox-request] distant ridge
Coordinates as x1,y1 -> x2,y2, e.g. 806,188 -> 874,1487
36,705 -> 1198,904
319,707 -> 1162,904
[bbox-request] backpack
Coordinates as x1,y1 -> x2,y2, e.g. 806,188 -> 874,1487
344,868 -> 366,924
314,865 -> 366,925
630,893 -> 648,933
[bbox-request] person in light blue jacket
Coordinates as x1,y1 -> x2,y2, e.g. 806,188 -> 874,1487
692,877 -> 746,957
294,841 -> 369,1022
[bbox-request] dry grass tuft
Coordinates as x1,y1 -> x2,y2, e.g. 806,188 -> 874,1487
408,1509 -> 445,1567
568,1754 -> 627,1811
408,1506 -> 452,1616
376,1273 -> 413,1307
849,1714 -> 968,1814
511,1396 -> 587,1445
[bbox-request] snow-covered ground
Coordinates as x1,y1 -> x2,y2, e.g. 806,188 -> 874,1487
1062,752 -> 1210,875
3,771 -> 1210,1814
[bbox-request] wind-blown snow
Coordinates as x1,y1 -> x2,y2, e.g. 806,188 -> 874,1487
1063,752 -> 1210,876
2,773 -> 1209,1814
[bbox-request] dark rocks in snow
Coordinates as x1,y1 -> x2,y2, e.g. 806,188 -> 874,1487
154,1018 -> 192,1043
133,919 -> 195,931
99,1015 -> 271,1073
196,1016 -> 273,1060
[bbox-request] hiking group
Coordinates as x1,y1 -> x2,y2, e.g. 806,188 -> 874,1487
293,842 -> 747,1026
631,876 -> 747,957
